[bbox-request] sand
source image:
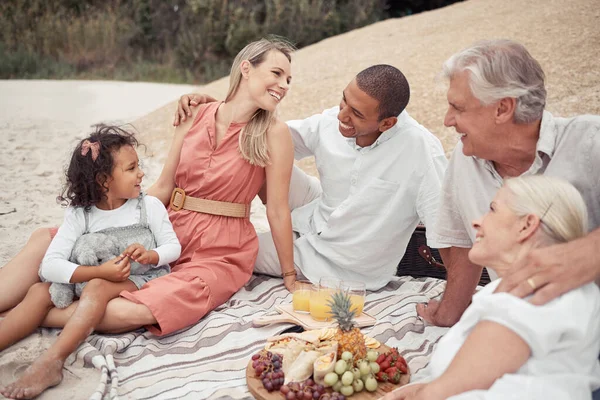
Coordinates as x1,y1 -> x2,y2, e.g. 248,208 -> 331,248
0,0 -> 599,398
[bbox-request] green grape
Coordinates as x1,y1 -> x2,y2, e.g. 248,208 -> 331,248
358,360 -> 371,375
333,381 -> 343,392
351,367 -> 361,380
340,385 -> 354,397
334,359 -> 347,375
341,371 -> 354,386
341,351 -> 353,362
353,378 -> 364,392
323,372 -> 339,387
366,350 -> 378,362
365,375 -> 378,392
369,361 -> 380,374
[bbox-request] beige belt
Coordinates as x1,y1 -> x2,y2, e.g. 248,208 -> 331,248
169,188 -> 250,218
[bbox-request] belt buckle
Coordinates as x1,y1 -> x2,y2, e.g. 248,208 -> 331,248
170,188 -> 186,211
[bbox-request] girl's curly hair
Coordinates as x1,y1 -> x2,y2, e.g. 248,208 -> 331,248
58,124 -> 139,210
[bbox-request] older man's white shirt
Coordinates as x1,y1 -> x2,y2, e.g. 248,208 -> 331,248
287,106 -> 447,290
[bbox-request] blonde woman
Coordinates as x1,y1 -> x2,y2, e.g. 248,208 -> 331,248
0,38 -> 295,398
385,175 -> 600,400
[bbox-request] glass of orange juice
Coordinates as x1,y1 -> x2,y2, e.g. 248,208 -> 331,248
341,280 -> 366,317
292,280 -> 312,314
310,277 -> 340,321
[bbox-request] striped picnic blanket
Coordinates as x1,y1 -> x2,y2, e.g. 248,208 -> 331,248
49,274 -> 450,399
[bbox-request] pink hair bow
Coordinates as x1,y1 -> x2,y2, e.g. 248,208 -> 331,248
81,140 -> 100,161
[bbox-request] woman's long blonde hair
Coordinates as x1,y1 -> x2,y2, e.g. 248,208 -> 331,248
226,37 -> 295,167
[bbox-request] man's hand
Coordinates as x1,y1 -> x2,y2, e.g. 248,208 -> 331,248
416,299 -> 458,327
172,93 -> 218,126
283,274 -> 296,292
123,243 -> 159,265
496,233 -> 600,305
415,247 -> 480,327
99,255 -> 131,282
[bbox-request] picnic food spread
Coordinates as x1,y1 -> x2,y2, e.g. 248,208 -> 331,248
247,292 -> 409,399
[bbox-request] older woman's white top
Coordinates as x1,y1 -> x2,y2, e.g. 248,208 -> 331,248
419,279 -> 600,399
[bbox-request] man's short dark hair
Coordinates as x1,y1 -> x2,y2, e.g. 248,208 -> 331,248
355,64 -> 410,120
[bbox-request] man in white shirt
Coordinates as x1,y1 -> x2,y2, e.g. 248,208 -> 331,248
175,65 -> 448,290
419,39 -> 600,328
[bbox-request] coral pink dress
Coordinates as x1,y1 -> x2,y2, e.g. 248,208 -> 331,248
121,102 -> 266,335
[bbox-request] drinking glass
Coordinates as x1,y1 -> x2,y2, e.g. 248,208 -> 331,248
309,277 -> 340,321
341,280 -> 366,317
292,280 -> 312,314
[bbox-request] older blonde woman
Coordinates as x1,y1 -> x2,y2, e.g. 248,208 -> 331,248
386,175 -> 600,400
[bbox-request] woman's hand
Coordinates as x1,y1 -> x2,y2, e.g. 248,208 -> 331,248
172,93 -> 218,126
99,255 -> 131,282
380,383 -> 428,400
123,243 -> 158,265
283,273 -> 296,292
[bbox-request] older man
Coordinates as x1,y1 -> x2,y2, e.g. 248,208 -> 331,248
418,39 -> 600,328
175,65 -> 448,290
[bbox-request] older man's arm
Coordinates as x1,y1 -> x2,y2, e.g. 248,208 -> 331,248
497,226 -> 600,304
417,246 -> 482,327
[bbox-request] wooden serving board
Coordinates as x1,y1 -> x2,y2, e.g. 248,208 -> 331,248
247,344 -> 410,400
253,304 -> 377,330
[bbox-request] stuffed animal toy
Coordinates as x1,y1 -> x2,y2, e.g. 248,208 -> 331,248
49,232 -> 121,309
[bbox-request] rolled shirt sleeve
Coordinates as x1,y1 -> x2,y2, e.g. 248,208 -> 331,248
287,107 -> 340,160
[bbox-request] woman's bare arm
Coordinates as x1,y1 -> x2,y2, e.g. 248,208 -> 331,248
421,320 -> 530,399
264,120 -> 295,291
147,107 -> 200,205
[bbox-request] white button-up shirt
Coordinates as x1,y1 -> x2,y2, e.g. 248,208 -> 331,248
287,107 -> 448,290
431,111 -> 600,281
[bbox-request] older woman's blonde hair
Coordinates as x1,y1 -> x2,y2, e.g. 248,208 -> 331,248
504,175 -> 588,244
226,37 -> 295,167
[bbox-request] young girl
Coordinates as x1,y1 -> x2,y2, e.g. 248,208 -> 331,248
0,125 -> 181,399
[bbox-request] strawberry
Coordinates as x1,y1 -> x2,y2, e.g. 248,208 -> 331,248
375,371 -> 389,382
379,359 -> 391,370
396,356 -> 408,374
376,354 -> 387,364
385,366 -> 398,376
388,369 -> 403,384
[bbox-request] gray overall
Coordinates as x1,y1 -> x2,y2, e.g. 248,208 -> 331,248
47,194 -> 171,308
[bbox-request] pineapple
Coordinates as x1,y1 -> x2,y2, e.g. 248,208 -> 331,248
328,290 -> 367,361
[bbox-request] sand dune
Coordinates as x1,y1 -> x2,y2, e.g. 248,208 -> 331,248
134,0 -> 600,175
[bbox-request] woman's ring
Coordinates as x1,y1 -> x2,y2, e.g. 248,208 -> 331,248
527,278 -> 537,290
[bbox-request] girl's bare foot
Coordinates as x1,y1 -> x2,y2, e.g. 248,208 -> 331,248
0,355 -> 63,399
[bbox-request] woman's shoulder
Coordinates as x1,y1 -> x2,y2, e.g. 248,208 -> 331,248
266,119 -> 293,149
269,118 -> 291,134
175,102 -> 219,136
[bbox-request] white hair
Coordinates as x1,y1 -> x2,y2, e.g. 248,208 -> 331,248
504,175 -> 588,244
443,39 -> 546,124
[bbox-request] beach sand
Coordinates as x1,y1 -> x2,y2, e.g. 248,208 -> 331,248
0,0 -> 599,398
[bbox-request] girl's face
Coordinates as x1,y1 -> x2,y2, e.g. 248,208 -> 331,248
244,50 -> 292,112
468,187 -> 525,268
105,145 -> 144,202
